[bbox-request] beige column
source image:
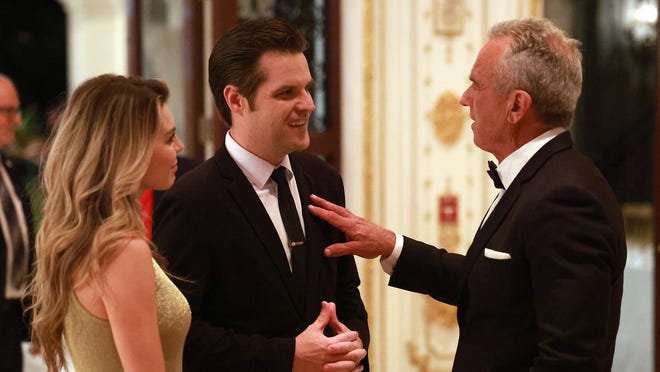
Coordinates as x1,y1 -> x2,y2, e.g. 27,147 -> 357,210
56,0 -> 128,90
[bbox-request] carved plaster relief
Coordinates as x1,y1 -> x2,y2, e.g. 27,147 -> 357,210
432,0 -> 470,63
427,91 -> 465,146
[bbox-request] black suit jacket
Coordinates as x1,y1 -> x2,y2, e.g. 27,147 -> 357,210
153,147 -> 370,371
0,154 -> 38,372
390,132 -> 626,372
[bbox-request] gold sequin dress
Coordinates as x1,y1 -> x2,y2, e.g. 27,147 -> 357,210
64,259 -> 191,372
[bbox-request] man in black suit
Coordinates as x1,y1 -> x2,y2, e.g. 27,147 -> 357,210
309,18 -> 626,371
0,74 -> 39,372
153,18 -> 369,372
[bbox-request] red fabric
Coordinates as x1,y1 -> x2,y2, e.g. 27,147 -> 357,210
140,189 -> 154,240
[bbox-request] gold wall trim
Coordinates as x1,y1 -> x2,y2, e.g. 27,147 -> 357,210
361,0 -> 378,369
363,0 -> 374,222
531,0 -> 542,17
376,2 -> 387,368
519,0 -> 543,18
429,91 -> 465,146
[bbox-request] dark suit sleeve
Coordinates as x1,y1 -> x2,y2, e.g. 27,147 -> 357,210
524,184 -> 624,371
389,237 -> 465,306
153,189 -> 295,372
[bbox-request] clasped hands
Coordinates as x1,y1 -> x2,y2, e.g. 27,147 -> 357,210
294,301 -> 365,372
295,195 -> 396,371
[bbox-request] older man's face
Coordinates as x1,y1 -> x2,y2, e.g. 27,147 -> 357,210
460,37 -> 514,160
0,77 -> 21,149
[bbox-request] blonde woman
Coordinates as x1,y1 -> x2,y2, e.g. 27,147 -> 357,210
28,74 -> 190,372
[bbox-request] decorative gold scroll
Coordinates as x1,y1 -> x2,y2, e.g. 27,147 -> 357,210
432,0 -> 469,37
432,0 -> 470,63
428,91 -> 465,146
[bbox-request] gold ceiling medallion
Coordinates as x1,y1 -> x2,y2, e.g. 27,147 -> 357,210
432,0 -> 469,63
432,0 -> 468,37
428,91 -> 465,146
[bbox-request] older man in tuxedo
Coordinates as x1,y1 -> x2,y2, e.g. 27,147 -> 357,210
309,18 -> 626,372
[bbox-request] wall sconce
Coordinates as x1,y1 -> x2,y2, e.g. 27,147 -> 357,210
625,0 -> 657,47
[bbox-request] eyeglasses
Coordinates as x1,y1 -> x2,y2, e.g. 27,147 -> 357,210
0,107 -> 21,117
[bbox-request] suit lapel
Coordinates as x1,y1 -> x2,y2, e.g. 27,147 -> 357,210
463,132 -> 574,279
2,156 -> 25,198
215,148 -> 314,317
290,156 -> 320,318
464,184 -> 520,272
1,156 -> 31,236
214,149 -> 295,289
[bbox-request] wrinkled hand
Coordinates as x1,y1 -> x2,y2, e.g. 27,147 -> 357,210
294,301 -> 366,372
308,194 -> 396,259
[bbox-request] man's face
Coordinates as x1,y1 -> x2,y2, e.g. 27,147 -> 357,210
0,78 -> 21,149
239,51 -> 315,164
460,37 -> 513,159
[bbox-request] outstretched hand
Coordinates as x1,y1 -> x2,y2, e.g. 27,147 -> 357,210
294,301 -> 366,372
308,194 -> 396,259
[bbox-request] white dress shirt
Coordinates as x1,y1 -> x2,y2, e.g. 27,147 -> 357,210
225,132 -> 305,270
380,127 -> 567,275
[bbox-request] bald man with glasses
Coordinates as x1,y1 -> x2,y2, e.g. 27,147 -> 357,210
0,74 -> 39,372
0,76 -> 22,149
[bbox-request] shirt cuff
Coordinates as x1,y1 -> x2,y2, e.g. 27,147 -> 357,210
380,233 -> 403,275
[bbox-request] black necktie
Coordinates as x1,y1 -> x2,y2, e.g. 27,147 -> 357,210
487,160 -> 505,189
271,167 -> 306,276
0,159 -> 29,299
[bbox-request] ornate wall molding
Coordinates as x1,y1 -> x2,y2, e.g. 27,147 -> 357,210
428,91 -> 465,146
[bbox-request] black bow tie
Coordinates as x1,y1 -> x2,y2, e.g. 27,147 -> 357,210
487,160 -> 505,189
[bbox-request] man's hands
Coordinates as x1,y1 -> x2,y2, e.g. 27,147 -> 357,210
294,301 -> 366,372
308,194 -> 396,259
296,195 -> 377,371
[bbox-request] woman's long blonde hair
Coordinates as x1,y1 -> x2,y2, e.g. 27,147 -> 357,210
27,74 -> 169,371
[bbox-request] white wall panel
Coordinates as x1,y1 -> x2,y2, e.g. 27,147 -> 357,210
57,0 -> 128,90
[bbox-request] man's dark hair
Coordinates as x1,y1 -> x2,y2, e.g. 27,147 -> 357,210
208,18 -> 309,127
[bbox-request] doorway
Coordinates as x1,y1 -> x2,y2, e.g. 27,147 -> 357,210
546,1 -> 656,371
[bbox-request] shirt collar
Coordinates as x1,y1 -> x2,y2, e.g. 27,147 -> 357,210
496,127 -> 567,189
225,132 -> 292,189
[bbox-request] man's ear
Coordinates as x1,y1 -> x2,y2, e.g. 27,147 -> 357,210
507,89 -> 532,123
224,85 -> 246,115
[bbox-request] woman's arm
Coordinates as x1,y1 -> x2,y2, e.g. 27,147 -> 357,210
102,238 -> 165,372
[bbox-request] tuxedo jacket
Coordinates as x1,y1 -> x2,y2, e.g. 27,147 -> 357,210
390,132 -> 626,372
0,154 -> 38,372
153,147 -> 370,371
